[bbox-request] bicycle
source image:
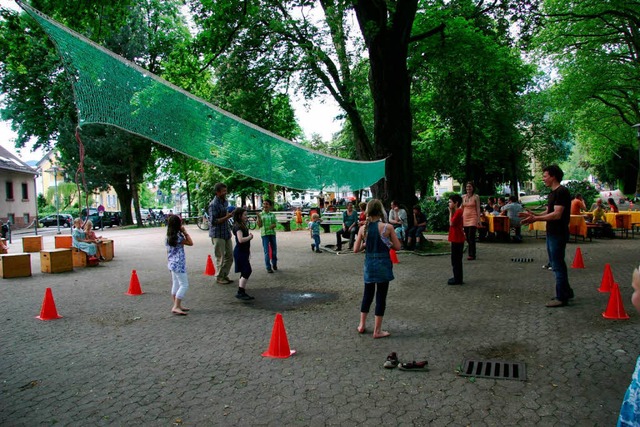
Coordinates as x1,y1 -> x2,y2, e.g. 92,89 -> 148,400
228,214 -> 257,230
197,209 -> 210,230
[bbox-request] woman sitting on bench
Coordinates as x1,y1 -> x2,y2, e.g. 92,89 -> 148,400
72,218 -> 105,261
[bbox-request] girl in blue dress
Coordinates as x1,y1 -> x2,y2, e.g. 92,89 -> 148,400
353,199 -> 402,338
166,215 -> 193,315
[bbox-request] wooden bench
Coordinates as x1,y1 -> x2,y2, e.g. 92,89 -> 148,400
320,212 -> 344,233
22,236 -> 43,253
40,249 -> 73,273
0,253 -> 31,278
55,235 -> 73,249
99,239 -> 114,261
270,211 -> 294,232
71,248 -> 99,267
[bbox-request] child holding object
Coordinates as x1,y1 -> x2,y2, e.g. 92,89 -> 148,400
72,218 -> 102,260
448,194 -> 465,285
232,208 -> 255,300
166,215 -> 193,315
309,213 -> 322,253
353,199 -> 402,339
618,266 -> 640,425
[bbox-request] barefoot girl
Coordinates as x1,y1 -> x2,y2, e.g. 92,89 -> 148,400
166,215 -> 193,315
232,208 -> 255,300
353,199 -> 402,338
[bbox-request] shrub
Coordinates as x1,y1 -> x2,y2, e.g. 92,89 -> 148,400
420,197 -> 450,233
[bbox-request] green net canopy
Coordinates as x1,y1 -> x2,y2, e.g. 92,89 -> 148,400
17,1 -> 385,192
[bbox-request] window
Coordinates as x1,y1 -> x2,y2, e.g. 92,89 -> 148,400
7,213 -> 15,224
5,182 -> 13,200
21,183 -> 28,200
23,213 -> 30,224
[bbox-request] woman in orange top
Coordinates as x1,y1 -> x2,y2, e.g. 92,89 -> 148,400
570,194 -> 586,215
462,182 -> 482,260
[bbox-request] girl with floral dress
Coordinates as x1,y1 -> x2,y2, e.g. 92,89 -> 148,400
166,215 -> 193,315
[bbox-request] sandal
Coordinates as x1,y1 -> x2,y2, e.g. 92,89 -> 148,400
383,352 -> 399,369
399,360 -> 429,371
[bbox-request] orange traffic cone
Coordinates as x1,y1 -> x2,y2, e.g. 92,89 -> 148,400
204,255 -> 216,276
598,263 -> 615,293
571,247 -> 585,269
390,249 -> 399,264
126,270 -> 144,295
36,287 -> 63,321
602,282 -> 629,320
262,313 -> 296,358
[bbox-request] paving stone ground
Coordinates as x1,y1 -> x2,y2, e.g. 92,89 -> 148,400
1,225 -> 639,426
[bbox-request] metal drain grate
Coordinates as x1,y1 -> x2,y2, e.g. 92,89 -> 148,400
460,359 -> 526,381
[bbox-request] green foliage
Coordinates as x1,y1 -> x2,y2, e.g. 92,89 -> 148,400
37,193 -> 47,210
563,181 -> 600,208
420,197 -> 450,233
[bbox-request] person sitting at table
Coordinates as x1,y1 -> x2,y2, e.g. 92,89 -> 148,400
501,195 -> 524,242
590,199 -> 614,238
477,206 -> 490,242
72,218 -> 104,261
608,197 -> 619,213
336,202 -> 358,251
388,200 -> 408,246
571,194 -> 587,215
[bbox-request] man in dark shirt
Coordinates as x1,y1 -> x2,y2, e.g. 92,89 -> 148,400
209,183 -> 235,284
520,165 -> 574,307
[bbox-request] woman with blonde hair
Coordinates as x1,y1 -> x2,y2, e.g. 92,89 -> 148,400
353,199 -> 402,338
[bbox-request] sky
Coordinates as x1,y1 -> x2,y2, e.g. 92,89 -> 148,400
0,0 -> 343,163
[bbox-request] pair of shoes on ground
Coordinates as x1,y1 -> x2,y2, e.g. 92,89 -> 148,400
267,268 -> 274,273
216,277 -> 232,285
542,264 -> 553,270
447,277 -> 463,285
383,352 -> 428,371
235,292 -> 254,300
311,244 -> 321,253
467,256 -> 476,261
98,256 -> 106,261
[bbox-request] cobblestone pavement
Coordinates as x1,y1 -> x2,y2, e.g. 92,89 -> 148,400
1,226 -> 639,426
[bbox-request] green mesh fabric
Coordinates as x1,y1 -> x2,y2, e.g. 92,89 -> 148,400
17,1 -> 385,191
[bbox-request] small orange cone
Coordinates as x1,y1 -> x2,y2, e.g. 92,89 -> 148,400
204,255 -> 216,276
598,263 -> 615,293
571,247 -> 585,269
390,249 -> 399,264
602,282 -> 629,320
262,313 -> 296,358
126,270 -> 144,295
36,288 -> 63,321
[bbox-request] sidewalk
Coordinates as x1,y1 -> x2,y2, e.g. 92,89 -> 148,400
1,226 -> 639,425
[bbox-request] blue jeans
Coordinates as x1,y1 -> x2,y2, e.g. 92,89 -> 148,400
546,232 -> 571,301
261,235 -> 277,269
312,234 -> 321,250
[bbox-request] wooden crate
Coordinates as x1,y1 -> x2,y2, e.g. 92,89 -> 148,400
0,253 -> 32,279
40,249 -> 73,273
71,248 -> 87,268
0,238 -> 7,255
55,235 -> 73,249
22,236 -> 43,253
100,240 -> 114,261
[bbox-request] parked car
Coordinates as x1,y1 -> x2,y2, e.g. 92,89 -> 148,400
40,214 -> 73,228
81,208 -> 121,229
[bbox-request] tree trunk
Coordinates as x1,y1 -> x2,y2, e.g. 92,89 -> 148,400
113,182 -> 132,225
356,2 -> 417,207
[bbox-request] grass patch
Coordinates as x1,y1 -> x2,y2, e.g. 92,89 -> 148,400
413,239 -> 451,255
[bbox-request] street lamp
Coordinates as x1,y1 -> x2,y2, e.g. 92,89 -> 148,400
45,166 -> 63,234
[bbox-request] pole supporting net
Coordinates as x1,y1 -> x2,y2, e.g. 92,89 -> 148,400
16,1 -> 385,192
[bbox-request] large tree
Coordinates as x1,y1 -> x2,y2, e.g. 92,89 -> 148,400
0,0 -> 197,224
535,0 -> 640,195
